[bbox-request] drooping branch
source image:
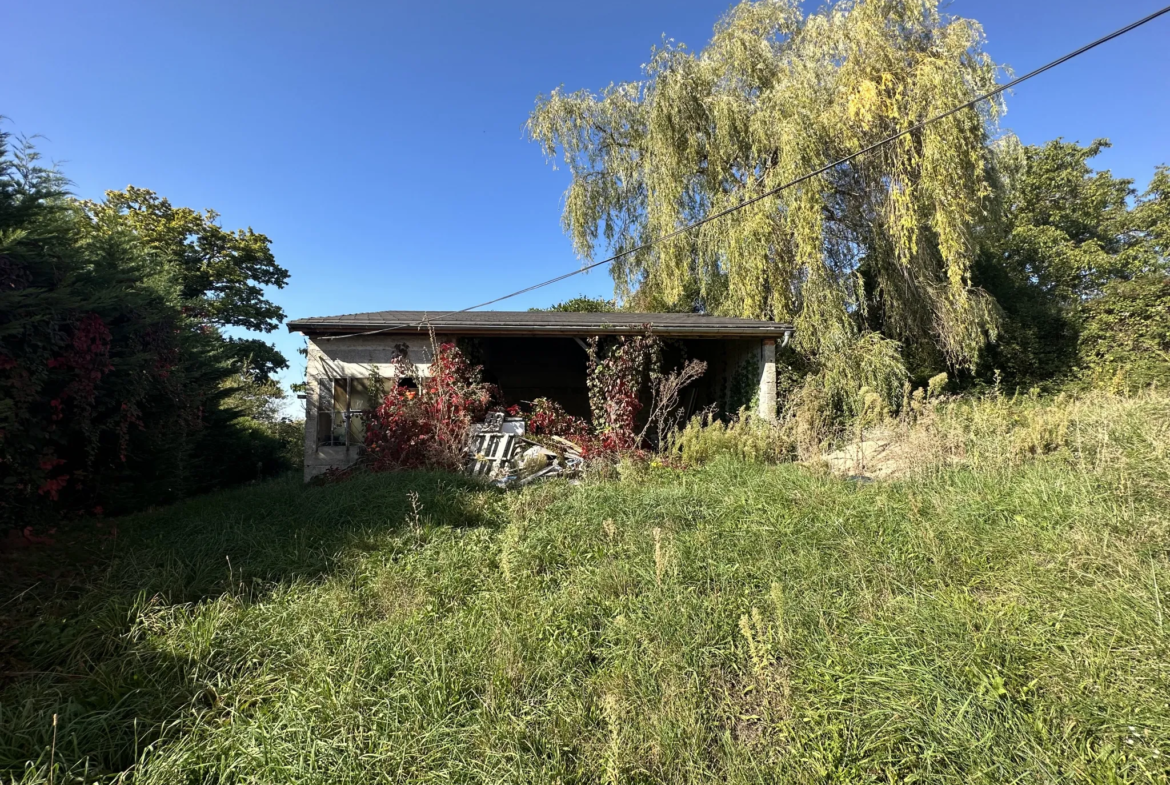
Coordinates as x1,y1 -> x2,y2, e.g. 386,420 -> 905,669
530,0 -> 1004,382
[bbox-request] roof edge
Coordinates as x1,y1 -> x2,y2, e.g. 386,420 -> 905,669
287,320 -> 795,338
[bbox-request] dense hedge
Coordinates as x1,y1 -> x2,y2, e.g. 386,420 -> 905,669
0,134 -> 295,526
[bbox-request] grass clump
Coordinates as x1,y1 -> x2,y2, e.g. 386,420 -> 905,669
670,409 -> 794,466
2,393 -> 1170,783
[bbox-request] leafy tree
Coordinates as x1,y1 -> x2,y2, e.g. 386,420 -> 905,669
0,133 -> 293,525
222,368 -> 289,423
82,186 -> 289,379
1131,166 -> 1170,273
987,139 -> 1164,303
536,296 -> 617,312
530,0 -> 1005,409
1078,275 -> 1170,391
2,135 -> 168,518
975,139 -> 1170,383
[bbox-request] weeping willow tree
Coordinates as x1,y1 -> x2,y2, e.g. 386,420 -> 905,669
529,0 -> 1005,412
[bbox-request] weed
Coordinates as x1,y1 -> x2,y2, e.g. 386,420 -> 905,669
670,408 -> 794,465
652,527 -> 666,587
2,392 -> 1170,783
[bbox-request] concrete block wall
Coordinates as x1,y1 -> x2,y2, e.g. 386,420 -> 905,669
303,334 -> 445,480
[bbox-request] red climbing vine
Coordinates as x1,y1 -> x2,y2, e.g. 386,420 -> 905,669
586,330 -> 661,453
364,342 -> 496,471
48,313 -> 114,431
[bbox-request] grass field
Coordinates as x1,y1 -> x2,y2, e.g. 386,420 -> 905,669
2,393 -> 1170,783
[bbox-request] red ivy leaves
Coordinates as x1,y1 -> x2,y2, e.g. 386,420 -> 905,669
37,474 -> 70,500
48,313 -> 114,421
36,456 -> 69,499
522,397 -> 589,438
586,331 -> 660,452
364,343 -> 495,472
10,314 -> 116,501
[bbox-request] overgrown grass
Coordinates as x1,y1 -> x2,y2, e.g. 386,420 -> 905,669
2,393 -> 1169,783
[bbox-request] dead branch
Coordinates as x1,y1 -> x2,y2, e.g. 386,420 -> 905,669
639,359 -> 708,448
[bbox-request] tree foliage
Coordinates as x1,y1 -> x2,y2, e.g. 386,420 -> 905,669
986,139 -> 1167,304
82,186 -> 290,380
530,0 -> 1003,388
1078,275 -> 1170,391
536,295 -> 617,313
975,139 -> 1170,384
0,132 -> 294,525
83,187 -> 288,332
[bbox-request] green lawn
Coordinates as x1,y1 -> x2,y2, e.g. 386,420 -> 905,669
3,395 -> 1170,783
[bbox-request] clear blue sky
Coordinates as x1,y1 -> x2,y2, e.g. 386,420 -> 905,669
7,1 -> 1169,405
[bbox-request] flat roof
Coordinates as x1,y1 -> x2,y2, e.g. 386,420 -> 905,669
287,310 -> 794,339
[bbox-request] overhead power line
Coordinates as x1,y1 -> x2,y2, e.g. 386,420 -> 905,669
324,3 -> 1170,341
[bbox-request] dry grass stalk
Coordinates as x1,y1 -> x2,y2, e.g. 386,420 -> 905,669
652,527 -> 666,587
639,359 -> 708,447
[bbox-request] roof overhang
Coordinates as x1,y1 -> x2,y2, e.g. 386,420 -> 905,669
287,311 -> 795,341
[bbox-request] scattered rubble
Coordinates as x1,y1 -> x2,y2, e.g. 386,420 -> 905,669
817,426 -> 954,481
466,413 -> 584,487
819,436 -> 901,480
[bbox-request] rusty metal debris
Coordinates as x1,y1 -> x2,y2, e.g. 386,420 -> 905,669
466,415 -> 584,487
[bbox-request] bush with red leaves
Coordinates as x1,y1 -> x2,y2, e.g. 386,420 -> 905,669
363,343 -> 495,471
524,397 -> 589,438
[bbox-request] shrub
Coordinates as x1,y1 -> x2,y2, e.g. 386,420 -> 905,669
783,331 -> 909,455
670,409 -> 794,466
363,343 -> 494,471
521,397 -> 589,438
845,387 -> 1170,480
1078,274 -> 1170,391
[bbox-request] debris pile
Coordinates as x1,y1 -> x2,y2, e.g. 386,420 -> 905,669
465,412 -> 584,487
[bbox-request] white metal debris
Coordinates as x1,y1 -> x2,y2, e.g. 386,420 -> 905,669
466,414 -> 583,487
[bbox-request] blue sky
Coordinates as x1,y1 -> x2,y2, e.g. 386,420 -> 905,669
7,1 -> 1169,405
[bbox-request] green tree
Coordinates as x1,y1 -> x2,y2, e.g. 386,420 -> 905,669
0,133 -> 293,525
1078,275 -> 1170,391
530,0 -> 1005,408
82,186 -> 289,379
987,138 -> 1163,303
975,139 -> 1170,383
536,296 -> 617,312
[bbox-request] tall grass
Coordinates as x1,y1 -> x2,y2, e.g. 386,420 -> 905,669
669,409 -> 794,466
2,393 -> 1169,783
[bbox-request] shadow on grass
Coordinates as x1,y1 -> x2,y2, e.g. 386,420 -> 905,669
0,469 -> 502,779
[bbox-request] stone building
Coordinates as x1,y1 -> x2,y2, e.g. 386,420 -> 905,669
287,310 -> 793,480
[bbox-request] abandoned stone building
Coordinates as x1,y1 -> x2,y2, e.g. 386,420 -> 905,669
287,311 -> 794,480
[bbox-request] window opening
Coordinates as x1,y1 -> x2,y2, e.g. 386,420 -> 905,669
317,377 -> 370,448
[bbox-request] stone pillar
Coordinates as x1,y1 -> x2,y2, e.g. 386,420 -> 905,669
757,338 -> 777,422
302,340 -> 322,481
